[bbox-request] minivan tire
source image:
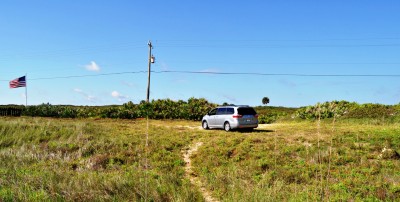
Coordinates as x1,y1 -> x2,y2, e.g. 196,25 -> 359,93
224,122 -> 231,132
202,121 -> 209,130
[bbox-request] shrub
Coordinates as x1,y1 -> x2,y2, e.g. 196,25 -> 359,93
258,114 -> 278,124
254,106 -> 297,123
0,105 -> 25,116
295,101 -> 356,120
345,103 -> 397,119
295,101 -> 400,120
18,98 -> 216,121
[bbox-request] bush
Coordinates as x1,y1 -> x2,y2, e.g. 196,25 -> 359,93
0,105 -> 25,116
295,101 -> 400,120
345,103 -> 397,119
18,98 -> 216,121
295,101 -> 356,120
254,106 -> 297,124
258,114 -> 277,124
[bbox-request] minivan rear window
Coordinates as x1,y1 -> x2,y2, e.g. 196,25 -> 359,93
238,107 -> 257,115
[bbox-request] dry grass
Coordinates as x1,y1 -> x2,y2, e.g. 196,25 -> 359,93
192,119 -> 400,201
0,117 -> 202,201
1,117 -> 399,201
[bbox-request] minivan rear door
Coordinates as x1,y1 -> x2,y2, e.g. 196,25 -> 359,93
237,107 -> 258,125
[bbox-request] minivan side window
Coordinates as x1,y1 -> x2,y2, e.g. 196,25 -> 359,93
217,108 -> 226,115
208,108 -> 217,116
226,108 -> 234,114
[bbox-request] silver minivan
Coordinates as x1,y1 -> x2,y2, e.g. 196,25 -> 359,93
202,105 -> 258,131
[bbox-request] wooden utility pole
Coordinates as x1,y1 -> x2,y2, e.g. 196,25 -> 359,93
146,41 -> 153,103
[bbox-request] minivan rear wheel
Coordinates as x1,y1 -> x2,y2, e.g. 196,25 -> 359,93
224,122 -> 231,132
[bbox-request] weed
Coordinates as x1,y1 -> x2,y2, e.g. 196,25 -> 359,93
1,117 -> 399,201
0,117 -> 202,201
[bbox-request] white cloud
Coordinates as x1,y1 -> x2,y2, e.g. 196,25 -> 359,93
111,91 -> 120,97
111,91 -> 128,102
73,88 -> 97,102
85,61 -> 101,72
74,88 -> 83,93
87,96 -> 96,102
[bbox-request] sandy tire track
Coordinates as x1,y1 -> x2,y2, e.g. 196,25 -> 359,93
183,142 -> 219,202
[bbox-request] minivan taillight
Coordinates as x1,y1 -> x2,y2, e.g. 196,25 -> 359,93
233,115 -> 243,119
255,114 -> 259,118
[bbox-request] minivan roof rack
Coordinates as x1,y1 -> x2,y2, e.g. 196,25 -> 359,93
217,105 -> 250,107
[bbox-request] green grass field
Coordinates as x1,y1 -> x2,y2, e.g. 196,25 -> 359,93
1,117 -> 399,201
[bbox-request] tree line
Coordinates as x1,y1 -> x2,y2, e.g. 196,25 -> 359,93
1,98 -> 399,122
0,98 -> 216,121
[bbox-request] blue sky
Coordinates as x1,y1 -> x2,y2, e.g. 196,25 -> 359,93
1,1 -> 399,107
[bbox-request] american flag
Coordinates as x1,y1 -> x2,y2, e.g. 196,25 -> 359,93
9,76 -> 26,88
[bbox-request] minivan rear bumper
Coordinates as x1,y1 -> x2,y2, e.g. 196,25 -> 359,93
231,122 -> 258,129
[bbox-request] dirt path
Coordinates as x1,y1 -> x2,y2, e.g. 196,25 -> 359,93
183,142 -> 219,202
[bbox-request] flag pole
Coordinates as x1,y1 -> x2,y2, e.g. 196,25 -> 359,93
25,74 -> 28,106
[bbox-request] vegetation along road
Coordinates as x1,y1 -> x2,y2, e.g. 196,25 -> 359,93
1,112 -> 399,201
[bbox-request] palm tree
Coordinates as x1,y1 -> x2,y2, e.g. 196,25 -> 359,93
262,97 -> 270,105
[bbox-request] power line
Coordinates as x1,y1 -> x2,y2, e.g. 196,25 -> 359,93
159,61 -> 400,65
154,70 -> 400,77
2,70 -> 400,82
2,61 -> 398,76
31,71 -> 149,80
156,37 -> 400,42
156,44 -> 400,48
0,71 -> 147,81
